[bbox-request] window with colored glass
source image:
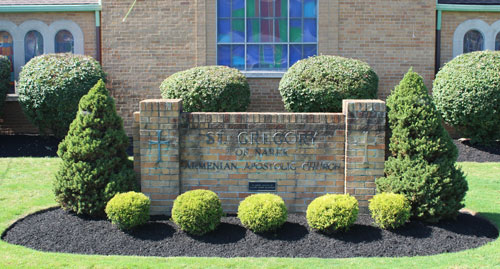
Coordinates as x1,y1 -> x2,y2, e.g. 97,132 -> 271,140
55,30 -> 74,53
496,32 -> 500,51
25,30 -> 44,64
217,0 -> 317,71
0,31 -> 14,93
463,30 -> 484,54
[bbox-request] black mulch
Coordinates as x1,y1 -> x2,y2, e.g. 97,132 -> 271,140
1,208 -> 498,258
0,135 -> 134,157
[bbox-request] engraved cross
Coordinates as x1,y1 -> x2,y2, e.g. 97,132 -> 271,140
352,131 -> 377,164
149,130 -> 170,163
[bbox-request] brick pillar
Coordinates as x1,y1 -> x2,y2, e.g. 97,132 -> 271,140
132,111 -> 141,186
343,99 -> 386,213
139,99 -> 182,215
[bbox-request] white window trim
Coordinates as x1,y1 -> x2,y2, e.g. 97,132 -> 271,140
0,19 -> 85,84
453,19 -> 499,57
49,20 -> 84,55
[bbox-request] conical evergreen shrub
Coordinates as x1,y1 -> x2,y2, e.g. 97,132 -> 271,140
376,70 -> 468,222
54,80 -> 137,217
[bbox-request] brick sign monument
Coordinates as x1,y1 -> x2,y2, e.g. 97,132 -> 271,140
133,99 -> 386,215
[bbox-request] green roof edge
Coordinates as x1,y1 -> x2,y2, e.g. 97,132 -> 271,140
0,4 -> 102,13
437,3 -> 500,12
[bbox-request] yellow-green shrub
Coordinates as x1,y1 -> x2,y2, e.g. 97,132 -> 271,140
369,193 -> 411,229
171,189 -> 223,236
105,192 -> 150,230
237,193 -> 288,233
306,194 -> 358,234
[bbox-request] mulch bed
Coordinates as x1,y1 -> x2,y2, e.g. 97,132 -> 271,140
1,208 -> 498,258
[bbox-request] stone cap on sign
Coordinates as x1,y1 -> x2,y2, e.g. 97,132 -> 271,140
342,99 -> 386,115
139,99 -> 182,111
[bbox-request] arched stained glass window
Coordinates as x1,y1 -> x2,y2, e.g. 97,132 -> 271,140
25,30 -> 43,63
55,30 -> 74,53
0,31 -> 14,93
463,30 -> 484,53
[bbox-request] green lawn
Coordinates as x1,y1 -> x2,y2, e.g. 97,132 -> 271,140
0,158 -> 499,268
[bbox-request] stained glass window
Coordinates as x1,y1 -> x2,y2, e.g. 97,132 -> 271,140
0,31 -> 14,93
217,0 -> 318,71
25,30 -> 43,63
463,30 -> 484,54
55,30 -> 74,53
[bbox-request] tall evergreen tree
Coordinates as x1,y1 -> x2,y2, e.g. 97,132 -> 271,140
54,80 -> 137,217
376,70 -> 468,222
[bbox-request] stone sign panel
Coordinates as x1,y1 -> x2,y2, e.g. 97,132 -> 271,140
133,99 -> 386,215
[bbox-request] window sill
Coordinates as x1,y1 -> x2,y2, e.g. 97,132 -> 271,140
242,71 -> 285,78
6,94 -> 19,102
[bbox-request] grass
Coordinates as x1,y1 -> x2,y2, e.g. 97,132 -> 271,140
0,158 -> 499,268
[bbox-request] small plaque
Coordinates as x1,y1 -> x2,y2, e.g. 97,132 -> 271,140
249,182 -> 276,192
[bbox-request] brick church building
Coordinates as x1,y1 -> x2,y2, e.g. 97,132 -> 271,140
0,0 -> 499,135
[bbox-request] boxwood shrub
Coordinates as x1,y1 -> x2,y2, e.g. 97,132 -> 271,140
105,191 -> 150,230
369,193 -> 411,229
433,51 -> 500,144
160,66 -> 250,112
0,56 -> 10,116
306,194 -> 359,234
18,54 -> 106,138
237,193 -> 288,233
279,55 -> 378,112
171,189 -> 224,236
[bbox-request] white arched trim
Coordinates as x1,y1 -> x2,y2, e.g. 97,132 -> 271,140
453,19 -> 497,57
18,20 -> 50,55
0,20 -> 24,79
490,20 -> 500,50
49,20 -> 84,55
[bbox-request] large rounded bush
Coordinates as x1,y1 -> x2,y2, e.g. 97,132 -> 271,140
433,51 -> 500,144
171,189 -> 224,236
237,193 -> 288,233
160,66 -> 250,112
105,191 -> 150,230
306,194 -> 359,234
369,193 -> 411,229
279,55 -> 378,112
18,54 -> 106,138
0,55 -> 10,116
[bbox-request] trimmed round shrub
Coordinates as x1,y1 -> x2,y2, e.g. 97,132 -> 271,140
0,55 -> 11,116
433,51 -> 500,144
369,193 -> 411,229
18,54 -> 106,138
54,80 -> 137,217
160,66 -> 250,112
306,194 -> 359,234
377,70 -> 468,222
237,193 -> 288,233
105,191 -> 150,230
171,189 -> 224,236
279,55 -> 378,112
